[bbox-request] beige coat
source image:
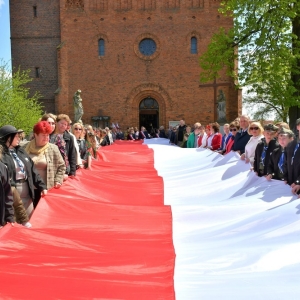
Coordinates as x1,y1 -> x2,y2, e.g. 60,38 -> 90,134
24,142 -> 66,189
44,143 -> 66,189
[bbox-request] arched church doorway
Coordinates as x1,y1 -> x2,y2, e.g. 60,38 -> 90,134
139,97 -> 159,133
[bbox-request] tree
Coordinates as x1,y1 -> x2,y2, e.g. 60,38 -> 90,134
0,61 -> 43,134
199,0 -> 300,127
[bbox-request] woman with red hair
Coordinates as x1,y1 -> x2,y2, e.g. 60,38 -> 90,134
25,121 -> 66,207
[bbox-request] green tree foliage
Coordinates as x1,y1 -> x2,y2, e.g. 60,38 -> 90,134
0,61 -> 43,134
199,0 -> 300,124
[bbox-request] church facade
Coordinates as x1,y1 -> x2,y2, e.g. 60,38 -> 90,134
10,0 -> 241,130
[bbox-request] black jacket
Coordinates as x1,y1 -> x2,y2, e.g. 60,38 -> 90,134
0,146 -> 47,201
253,139 -> 279,176
138,131 -> 150,139
267,146 -> 285,181
116,132 -> 125,140
0,162 -> 14,226
63,131 -> 77,176
283,139 -> 300,185
232,130 -> 251,154
159,130 -> 167,138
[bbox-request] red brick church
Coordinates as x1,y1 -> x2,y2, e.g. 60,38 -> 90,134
10,0 -> 241,129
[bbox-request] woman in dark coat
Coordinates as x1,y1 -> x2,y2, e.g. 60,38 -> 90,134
0,125 -> 47,219
0,145 -> 14,227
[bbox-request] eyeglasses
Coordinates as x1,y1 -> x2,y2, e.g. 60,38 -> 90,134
230,128 -> 237,132
74,128 -> 82,131
250,127 -> 259,130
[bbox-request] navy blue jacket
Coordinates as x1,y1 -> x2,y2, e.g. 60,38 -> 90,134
232,130 -> 251,154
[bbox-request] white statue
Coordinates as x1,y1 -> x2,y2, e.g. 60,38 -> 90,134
217,89 -> 226,122
73,89 -> 84,123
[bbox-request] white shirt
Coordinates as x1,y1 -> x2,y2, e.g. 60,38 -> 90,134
199,133 -> 208,148
206,133 -> 216,148
70,132 -> 83,166
244,135 -> 264,165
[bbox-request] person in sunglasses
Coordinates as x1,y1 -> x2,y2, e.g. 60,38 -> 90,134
224,121 -> 240,154
72,123 -> 86,169
241,122 -> 264,166
253,124 -> 279,177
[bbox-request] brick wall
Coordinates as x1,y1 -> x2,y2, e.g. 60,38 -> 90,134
10,0 -> 240,128
10,0 -> 60,113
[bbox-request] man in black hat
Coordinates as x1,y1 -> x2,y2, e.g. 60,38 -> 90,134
283,118 -> 300,194
253,124 -> 279,177
266,128 -> 294,181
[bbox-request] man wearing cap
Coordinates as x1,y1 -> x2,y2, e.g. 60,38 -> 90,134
266,128 -> 294,181
283,118 -> 300,195
253,124 -> 279,177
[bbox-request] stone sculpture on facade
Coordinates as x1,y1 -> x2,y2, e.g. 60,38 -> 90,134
216,89 -> 227,123
73,89 -> 84,124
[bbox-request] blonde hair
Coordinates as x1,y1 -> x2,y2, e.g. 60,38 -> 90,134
248,121 -> 264,135
72,122 -> 83,132
194,122 -> 201,129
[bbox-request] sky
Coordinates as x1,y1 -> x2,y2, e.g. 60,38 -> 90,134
0,0 -> 11,67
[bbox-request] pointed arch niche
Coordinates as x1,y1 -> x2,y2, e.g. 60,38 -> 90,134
126,83 -> 172,128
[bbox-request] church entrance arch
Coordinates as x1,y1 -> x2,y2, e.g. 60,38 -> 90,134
139,97 -> 159,133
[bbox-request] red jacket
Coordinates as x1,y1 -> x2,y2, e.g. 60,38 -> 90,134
211,133 -> 222,150
225,136 -> 234,154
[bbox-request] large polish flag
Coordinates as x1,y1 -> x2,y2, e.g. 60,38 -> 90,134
1,139 -> 300,299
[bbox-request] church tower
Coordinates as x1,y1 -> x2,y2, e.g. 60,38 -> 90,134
10,0 -> 241,129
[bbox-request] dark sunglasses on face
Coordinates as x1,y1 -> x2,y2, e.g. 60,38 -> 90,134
250,127 -> 259,130
74,128 -> 82,131
230,128 -> 237,132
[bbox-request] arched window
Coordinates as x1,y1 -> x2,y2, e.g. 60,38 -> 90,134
191,37 -> 197,54
98,39 -> 105,56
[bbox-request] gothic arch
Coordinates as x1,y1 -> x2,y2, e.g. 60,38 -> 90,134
126,83 -> 173,127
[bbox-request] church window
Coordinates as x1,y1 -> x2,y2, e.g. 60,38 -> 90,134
139,39 -> 156,56
33,6 -> 37,17
191,37 -> 197,54
98,39 -> 105,56
139,97 -> 159,109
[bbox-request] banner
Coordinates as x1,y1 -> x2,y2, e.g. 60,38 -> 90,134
146,138 -> 300,299
0,141 -> 175,299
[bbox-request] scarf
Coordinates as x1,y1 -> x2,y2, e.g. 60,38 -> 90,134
25,139 -> 49,155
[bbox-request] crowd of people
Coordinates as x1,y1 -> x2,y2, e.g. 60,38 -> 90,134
168,116 -> 300,195
0,113 -> 299,229
0,113 -> 116,228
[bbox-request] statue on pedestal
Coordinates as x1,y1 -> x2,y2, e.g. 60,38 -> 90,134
73,89 -> 84,124
216,89 -> 226,123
